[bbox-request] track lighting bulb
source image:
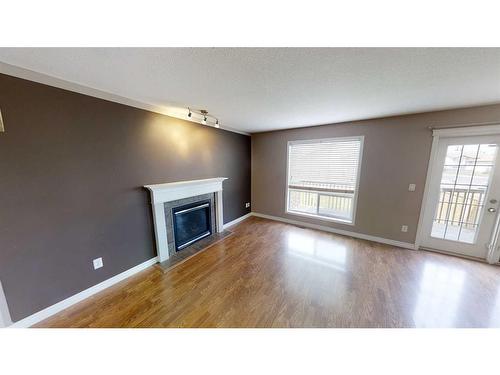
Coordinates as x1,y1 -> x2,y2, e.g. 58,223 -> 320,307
202,116 -> 207,125
215,119 -> 219,128
187,109 -> 192,118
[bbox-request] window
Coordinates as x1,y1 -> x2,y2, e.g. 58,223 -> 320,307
286,136 -> 363,224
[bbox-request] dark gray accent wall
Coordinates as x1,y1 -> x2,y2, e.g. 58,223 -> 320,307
0,73 -> 251,322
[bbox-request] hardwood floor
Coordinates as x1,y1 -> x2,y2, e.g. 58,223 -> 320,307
36,216 -> 500,328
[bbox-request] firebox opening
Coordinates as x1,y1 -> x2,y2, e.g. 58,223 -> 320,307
172,199 -> 212,252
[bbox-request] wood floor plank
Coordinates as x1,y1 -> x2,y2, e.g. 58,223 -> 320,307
35,217 -> 500,328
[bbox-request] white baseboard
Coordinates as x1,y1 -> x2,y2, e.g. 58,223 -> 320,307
223,212 -> 252,229
0,280 -> 12,328
252,212 -> 416,250
9,257 -> 158,328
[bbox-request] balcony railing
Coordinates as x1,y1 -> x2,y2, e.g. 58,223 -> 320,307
434,187 -> 485,229
287,181 -> 355,221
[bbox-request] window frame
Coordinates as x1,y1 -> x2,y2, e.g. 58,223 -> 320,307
285,136 -> 364,225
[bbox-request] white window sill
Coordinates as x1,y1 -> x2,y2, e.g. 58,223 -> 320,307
286,209 -> 355,226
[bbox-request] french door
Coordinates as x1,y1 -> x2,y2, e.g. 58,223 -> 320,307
420,134 -> 500,261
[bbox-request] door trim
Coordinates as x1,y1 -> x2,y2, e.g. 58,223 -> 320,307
415,124 -> 500,264
415,131 -> 441,253
432,124 -> 500,137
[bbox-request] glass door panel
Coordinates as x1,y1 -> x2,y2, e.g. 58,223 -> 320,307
421,135 -> 500,259
430,144 -> 496,244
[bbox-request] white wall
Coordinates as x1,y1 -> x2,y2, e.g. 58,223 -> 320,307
0,280 -> 12,327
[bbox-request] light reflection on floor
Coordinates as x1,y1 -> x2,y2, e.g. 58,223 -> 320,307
281,227 -> 500,327
413,262 -> 466,327
286,230 -> 347,272
489,287 -> 500,327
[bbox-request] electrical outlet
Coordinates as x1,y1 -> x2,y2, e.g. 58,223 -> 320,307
245,202 -> 250,208
93,257 -> 103,270
401,225 -> 408,233
408,183 -> 416,192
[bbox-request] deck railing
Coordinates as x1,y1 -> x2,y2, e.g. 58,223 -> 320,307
287,180 -> 355,220
434,187 -> 485,229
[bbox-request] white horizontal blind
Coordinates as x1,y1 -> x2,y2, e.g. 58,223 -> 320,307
288,138 -> 362,191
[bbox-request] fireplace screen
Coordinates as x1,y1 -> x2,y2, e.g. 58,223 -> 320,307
172,200 -> 212,251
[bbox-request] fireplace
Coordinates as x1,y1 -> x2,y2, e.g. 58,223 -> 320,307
144,178 -> 228,262
172,200 -> 212,251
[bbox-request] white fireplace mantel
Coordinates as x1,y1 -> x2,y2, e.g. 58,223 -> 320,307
144,178 -> 228,262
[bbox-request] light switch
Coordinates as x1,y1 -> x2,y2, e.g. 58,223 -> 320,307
408,184 -> 416,192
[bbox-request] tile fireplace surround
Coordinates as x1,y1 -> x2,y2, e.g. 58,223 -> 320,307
144,178 -> 227,262
164,193 -> 216,256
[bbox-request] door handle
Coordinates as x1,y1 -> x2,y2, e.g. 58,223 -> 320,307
488,207 -> 497,213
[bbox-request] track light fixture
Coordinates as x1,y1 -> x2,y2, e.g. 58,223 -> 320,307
186,108 -> 220,128
200,110 -> 208,125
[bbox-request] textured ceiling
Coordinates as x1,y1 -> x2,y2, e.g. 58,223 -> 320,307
1,48 -> 500,133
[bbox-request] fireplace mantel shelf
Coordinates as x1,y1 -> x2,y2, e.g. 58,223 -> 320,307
144,178 -> 227,205
144,178 -> 228,262
144,177 -> 227,191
